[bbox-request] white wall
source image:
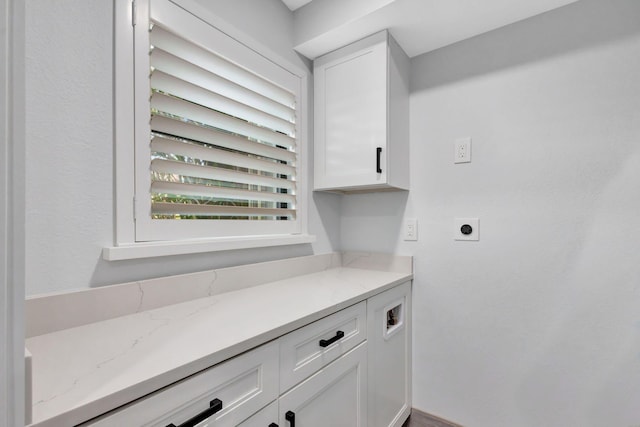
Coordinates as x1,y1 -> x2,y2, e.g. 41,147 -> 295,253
24,0 -> 640,424
2,0 -> 26,423
24,0 -> 339,296
190,0 -> 305,69
342,0 -> 640,425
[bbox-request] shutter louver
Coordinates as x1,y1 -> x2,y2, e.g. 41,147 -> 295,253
148,23 -> 297,221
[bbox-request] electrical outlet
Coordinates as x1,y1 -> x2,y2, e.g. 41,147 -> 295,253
454,218 -> 479,241
404,218 -> 418,241
454,138 -> 471,163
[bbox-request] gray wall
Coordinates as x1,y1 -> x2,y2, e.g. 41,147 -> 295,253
24,0 -> 339,295
341,0 -> 640,425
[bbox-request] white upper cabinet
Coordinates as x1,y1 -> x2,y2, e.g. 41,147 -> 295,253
313,30 -> 410,192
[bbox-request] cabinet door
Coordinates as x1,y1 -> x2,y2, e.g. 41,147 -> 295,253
367,282 -> 412,427
237,401 -> 278,427
278,342 -> 367,427
314,38 -> 388,190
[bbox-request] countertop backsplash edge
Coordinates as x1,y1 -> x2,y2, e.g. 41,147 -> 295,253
25,251 -> 411,338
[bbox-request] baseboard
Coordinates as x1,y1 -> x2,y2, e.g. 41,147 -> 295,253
403,408 -> 463,427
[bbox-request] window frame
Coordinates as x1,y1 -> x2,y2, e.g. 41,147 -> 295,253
106,0 -> 313,260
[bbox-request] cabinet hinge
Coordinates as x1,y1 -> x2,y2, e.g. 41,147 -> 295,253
133,196 -> 137,221
131,0 -> 137,27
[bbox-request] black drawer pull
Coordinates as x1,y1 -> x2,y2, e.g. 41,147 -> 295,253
166,398 -> 222,427
319,330 -> 344,347
285,410 -> 296,427
269,423 -> 279,427
376,147 -> 382,173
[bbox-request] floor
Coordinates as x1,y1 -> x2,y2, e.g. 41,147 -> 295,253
403,409 -> 463,427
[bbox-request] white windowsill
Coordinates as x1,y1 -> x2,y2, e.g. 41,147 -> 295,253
103,234 -> 316,261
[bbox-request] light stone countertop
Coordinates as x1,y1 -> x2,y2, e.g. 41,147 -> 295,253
26,256 -> 412,427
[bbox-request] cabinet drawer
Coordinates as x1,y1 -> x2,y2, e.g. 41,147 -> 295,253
279,301 -> 366,393
83,341 -> 278,427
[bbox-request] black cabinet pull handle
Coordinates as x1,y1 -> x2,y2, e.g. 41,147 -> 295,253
319,330 -> 344,347
269,423 -> 279,427
285,410 -> 296,427
166,398 -> 222,427
376,147 -> 382,173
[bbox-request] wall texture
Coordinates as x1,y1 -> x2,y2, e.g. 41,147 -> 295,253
24,0 -> 339,295
24,0 -> 640,425
341,0 -> 640,425
190,0 -> 305,69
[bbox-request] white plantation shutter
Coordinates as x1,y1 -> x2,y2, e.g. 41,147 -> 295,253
133,0 -> 304,242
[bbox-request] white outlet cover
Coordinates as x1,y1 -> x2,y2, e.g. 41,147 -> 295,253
404,218 -> 418,241
454,137 -> 471,164
454,218 -> 479,241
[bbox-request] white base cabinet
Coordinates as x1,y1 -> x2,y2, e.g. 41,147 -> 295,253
82,282 -> 411,427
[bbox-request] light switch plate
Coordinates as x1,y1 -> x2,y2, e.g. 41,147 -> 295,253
454,138 -> 471,163
454,218 -> 479,241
